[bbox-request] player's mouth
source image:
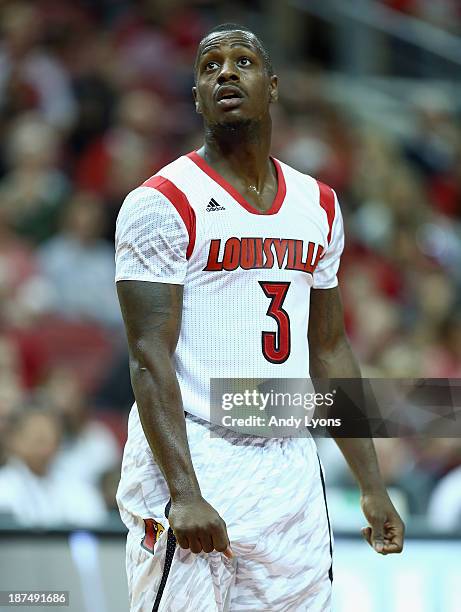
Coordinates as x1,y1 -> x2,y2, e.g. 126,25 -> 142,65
215,85 -> 244,109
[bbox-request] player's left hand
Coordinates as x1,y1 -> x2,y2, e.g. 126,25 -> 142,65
360,491 -> 405,555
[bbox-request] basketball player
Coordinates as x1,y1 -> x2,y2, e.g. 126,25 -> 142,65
115,24 -> 404,612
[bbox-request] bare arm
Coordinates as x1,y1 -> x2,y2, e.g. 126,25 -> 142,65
117,280 -> 231,556
309,286 -> 404,554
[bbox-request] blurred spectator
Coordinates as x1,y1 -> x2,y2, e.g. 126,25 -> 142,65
75,88 -> 173,230
421,310 -> 461,377
41,367 -> 120,485
373,438 -> 435,515
428,465 -> 461,531
0,2 -> 77,128
38,192 -> 121,327
0,408 -> 106,526
405,101 -> 459,179
0,336 -> 24,466
409,438 -> 461,478
0,208 -> 38,294
67,36 -> 117,158
0,113 -> 69,243
99,465 -> 122,515
113,4 -> 186,95
0,203 -> 55,347
383,0 -> 461,34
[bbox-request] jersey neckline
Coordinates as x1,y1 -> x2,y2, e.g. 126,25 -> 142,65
186,150 -> 287,216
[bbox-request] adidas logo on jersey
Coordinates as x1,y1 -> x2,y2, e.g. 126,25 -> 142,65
206,198 -> 225,211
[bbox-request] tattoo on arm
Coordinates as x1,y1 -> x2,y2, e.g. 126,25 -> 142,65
116,280 -> 201,500
117,281 -> 183,357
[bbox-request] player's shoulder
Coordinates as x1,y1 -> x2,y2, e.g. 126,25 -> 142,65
143,154 -> 194,187
116,155 -> 197,239
276,158 -> 338,209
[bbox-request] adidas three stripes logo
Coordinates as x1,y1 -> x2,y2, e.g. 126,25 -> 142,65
206,198 -> 226,211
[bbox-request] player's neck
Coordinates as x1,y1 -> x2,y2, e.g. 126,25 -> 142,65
202,119 -> 272,191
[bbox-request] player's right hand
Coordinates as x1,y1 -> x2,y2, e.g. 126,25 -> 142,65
168,495 -> 233,558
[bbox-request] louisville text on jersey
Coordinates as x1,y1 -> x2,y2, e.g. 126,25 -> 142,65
203,237 -> 324,274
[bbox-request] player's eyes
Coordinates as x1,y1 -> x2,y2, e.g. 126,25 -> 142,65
202,56 -> 253,73
238,57 -> 252,67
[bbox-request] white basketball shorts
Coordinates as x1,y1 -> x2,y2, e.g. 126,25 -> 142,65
117,407 -> 333,611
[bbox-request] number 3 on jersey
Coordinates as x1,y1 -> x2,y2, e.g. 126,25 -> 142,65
259,281 -> 291,364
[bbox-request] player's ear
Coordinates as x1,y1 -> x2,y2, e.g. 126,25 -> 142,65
269,75 -> 278,104
192,87 -> 202,114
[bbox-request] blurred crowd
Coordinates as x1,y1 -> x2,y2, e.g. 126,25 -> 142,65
384,0 -> 461,33
0,0 -> 460,532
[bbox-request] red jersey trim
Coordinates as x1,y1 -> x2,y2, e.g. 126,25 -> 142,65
143,175 -> 196,259
316,181 -> 336,245
186,151 -> 287,216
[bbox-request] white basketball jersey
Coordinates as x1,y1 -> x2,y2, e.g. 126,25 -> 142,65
115,151 -> 344,423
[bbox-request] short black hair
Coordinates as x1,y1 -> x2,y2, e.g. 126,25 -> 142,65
194,23 -> 274,79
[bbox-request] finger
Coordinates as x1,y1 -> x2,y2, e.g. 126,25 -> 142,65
174,533 -> 190,550
369,517 -> 386,553
223,545 -> 234,559
361,526 -> 372,547
212,520 -> 231,554
382,541 -> 403,554
383,520 -> 405,553
382,531 -> 404,554
198,531 -> 214,554
188,536 -> 203,555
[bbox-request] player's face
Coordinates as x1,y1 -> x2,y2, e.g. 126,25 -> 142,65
193,31 -> 278,126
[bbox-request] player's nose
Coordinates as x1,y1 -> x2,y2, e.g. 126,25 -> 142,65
217,59 -> 239,84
